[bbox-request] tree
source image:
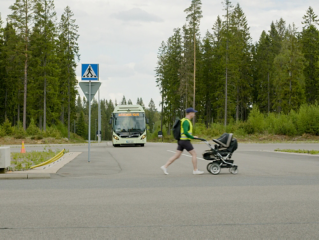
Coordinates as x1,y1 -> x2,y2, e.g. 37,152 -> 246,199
301,7 -> 319,104
9,0 -> 37,130
120,95 -> 127,105
273,24 -> 305,113
58,6 -> 80,139
254,31 -> 273,113
76,111 -> 87,139
228,4 -> 252,121
222,0 -> 234,125
184,0 -> 203,124
128,99 -> 132,105
29,0 -> 59,130
147,99 -> 157,133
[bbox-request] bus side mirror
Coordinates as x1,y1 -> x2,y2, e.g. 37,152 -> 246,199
146,118 -> 149,124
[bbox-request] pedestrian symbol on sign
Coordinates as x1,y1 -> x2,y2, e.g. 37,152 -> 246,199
82,65 -> 97,78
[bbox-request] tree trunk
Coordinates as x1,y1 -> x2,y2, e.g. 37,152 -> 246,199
23,50 -> 28,130
193,31 -> 196,125
268,72 -> 270,114
44,72 -> 47,131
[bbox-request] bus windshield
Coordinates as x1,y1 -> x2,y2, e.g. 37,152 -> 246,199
113,112 -> 146,134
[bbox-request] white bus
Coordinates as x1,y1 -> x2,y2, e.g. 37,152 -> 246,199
110,105 -> 148,147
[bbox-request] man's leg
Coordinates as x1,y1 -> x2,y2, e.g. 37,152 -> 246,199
164,150 -> 182,168
188,149 -> 198,170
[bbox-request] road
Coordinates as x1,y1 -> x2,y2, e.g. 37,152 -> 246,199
1,142 -> 319,239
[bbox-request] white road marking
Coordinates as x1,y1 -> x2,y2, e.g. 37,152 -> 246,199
167,150 -> 207,162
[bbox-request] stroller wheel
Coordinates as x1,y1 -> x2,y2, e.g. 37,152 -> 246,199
230,166 -> 238,175
207,163 -> 221,175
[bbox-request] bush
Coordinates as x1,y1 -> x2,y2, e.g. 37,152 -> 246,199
296,104 -> 319,135
2,118 -> 13,136
0,127 -> 5,137
14,121 -> 27,139
273,114 -> 297,136
44,126 -> 62,139
27,118 -> 41,136
247,106 -> 265,134
55,121 -> 68,138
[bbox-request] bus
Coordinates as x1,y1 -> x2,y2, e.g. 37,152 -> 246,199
110,105 -> 148,147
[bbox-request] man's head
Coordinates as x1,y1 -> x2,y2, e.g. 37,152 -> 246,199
186,108 -> 198,119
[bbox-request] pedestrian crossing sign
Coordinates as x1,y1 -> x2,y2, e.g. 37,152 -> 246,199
81,64 -> 99,81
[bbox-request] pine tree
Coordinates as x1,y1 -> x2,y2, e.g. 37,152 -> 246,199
76,111 -> 87,139
147,99 -> 157,133
120,96 -> 127,105
228,3 -> 252,121
210,16 -> 226,122
9,0 -> 37,130
184,0 -> 202,124
31,0 -> 59,131
128,99 -> 132,105
0,21 -> 24,124
222,0 -> 234,125
301,7 -> 319,103
273,24 -> 305,113
58,6 -> 79,139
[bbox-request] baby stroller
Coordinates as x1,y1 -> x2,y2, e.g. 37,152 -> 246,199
198,133 -> 238,175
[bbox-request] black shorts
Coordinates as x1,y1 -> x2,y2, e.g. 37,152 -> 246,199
177,140 -> 194,152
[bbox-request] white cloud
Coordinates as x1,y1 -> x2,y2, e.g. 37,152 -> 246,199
112,8 -> 163,22
1,0 -> 319,108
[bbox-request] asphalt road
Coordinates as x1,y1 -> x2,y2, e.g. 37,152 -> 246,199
1,141 -> 319,239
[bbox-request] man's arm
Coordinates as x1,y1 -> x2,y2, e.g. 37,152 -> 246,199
183,120 -> 195,139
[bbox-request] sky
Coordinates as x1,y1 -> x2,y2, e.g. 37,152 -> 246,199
1,0 -> 319,108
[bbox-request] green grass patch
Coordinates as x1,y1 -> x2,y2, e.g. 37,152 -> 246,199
9,148 -> 67,171
275,149 -> 319,155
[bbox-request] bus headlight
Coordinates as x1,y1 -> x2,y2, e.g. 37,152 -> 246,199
141,135 -> 146,140
113,135 -> 119,140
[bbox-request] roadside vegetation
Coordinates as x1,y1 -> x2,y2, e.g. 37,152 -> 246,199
147,104 -> 319,143
0,118 -> 85,145
9,148 -> 67,171
275,149 -> 319,155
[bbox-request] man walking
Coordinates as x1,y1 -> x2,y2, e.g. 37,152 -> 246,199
161,108 -> 204,175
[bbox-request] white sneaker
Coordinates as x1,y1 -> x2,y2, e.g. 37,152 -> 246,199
193,169 -> 204,175
161,166 -> 169,175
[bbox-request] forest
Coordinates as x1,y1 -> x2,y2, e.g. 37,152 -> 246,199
155,0 -> 319,137
1,0 -> 319,142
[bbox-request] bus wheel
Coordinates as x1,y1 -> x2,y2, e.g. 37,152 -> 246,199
140,144 -> 144,147
113,144 -> 119,147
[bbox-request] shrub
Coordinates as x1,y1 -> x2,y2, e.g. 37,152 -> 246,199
296,104 -> 319,135
14,128 -> 27,139
44,126 -> 62,139
247,106 -> 265,134
27,118 -> 41,136
55,121 -> 68,138
0,127 -> 5,137
273,114 -> 297,136
2,118 -> 13,136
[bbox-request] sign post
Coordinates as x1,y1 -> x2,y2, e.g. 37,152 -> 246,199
80,64 -> 100,162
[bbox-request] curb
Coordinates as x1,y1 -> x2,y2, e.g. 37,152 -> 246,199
0,173 -> 50,179
0,152 -> 81,179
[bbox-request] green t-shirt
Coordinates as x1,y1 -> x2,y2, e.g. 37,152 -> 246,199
182,119 -> 194,139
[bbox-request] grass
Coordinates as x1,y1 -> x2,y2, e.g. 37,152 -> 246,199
9,148 -> 67,171
0,135 -> 86,145
275,149 -> 319,155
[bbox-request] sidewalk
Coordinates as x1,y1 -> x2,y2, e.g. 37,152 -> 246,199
0,152 -> 81,179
